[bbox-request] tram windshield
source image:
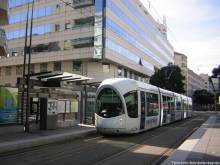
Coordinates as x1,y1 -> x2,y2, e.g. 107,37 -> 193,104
96,88 -> 124,118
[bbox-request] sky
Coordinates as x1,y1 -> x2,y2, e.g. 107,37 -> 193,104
140,0 -> 220,75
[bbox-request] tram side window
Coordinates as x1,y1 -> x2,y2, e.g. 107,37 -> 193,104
184,101 -> 188,110
162,95 -> 169,111
162,96 -> 174,112
146,93 -> 159,116
97,88 -> 124,118
170,97 -> 175,111
124,91 -> 138,118
176,98 -> 182,110
141,91 -> 145,115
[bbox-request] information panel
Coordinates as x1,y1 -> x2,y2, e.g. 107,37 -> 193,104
0,87 -> 18,124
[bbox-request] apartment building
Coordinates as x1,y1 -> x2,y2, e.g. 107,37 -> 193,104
187,69 -> 205,97
0,0 -> 8,57
0,0 -> 174,86
174,52 -> 206,97
200,73 -> 212,92
174,52 -> 188,94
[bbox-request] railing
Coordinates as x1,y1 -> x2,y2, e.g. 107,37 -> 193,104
72,37 -> 94,46
72,0 -> 94,9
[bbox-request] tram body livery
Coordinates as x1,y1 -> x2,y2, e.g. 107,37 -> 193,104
95,78 -> 192,134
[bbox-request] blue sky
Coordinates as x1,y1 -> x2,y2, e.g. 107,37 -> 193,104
140,0 -> 220,75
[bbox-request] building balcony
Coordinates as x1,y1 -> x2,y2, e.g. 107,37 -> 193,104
0,0 -> 9,25
73,0 -> 94,9
72,37 -> 94,48
0,28 -> 8,56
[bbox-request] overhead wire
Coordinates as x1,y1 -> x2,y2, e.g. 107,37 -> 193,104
147,0 -> 188,55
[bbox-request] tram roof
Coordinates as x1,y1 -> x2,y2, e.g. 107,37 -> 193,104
99,78 -> 191,100
99,78 -> 158,95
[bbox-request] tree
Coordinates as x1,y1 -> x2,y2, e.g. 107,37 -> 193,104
150,64 -> 185,93
193,90 -> 214,105
212,65 -> 220,78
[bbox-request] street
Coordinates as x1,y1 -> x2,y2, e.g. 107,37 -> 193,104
0,113 -> 210,165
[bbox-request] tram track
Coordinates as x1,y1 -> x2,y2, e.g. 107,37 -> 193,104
0,114 -> 209,165
92,115 -> 208,165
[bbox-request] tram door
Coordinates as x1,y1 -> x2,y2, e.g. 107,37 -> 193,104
140,91 -> 146,129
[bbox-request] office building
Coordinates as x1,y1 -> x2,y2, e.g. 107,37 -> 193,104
174,52 -> 206,97
187,69 -> 205,97
0,0 -> 8,57
174,52 -> 188,95
200,73 -> 212,92
0,0 -> 174,86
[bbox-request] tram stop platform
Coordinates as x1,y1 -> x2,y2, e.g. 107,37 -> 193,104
0,124 -> 96,155
163,114 -> 220,164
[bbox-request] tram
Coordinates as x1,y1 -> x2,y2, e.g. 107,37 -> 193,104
95,78 -> 192,134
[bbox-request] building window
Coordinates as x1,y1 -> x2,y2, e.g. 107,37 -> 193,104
5,67 -> 12,76
74,16 -> 94,28
16,66 -> 23,75
54,62 -> 61,71
72,37 -> 94,48
40,63 -> 48,72
182,63 -> 186,67
103,64 -> 110,73
73,61 -> 82,72
7,24 -> 52,40
55,24 -> 61,32
73,0 -> 95,9
56,4 -> 60,9
65,23 -> 71,30
118,67 -> 122,76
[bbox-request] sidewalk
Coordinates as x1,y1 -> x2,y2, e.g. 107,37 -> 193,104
163,114 -> 220,164
0,124 -> 96,154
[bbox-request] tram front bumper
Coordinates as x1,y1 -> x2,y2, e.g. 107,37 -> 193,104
95,114 -> 126,133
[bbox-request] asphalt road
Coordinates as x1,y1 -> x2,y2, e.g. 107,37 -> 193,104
0,113 -> 210,165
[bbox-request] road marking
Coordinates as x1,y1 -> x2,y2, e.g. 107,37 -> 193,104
84,136 -> 103,142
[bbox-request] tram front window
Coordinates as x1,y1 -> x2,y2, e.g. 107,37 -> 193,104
97,88 -> 124,118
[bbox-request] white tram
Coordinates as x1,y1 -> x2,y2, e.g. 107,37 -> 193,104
95,78 -> 192,134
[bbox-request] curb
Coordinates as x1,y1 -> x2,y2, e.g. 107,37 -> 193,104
162,116 -> 215,164
0,129 -> 97,155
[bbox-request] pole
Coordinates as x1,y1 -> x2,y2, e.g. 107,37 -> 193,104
25,0 -> 34,133
21,3 -> 30,125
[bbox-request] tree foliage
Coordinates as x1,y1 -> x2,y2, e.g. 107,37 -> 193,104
193,90 -> 215,105
150,64 -> 185,94
212,65 -> 220,78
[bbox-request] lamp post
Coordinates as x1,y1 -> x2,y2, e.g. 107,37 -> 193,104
21,3 -> 30,125
24,0 -> 34,133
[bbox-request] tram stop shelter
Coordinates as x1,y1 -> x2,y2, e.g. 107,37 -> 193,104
17,71 -> 99,131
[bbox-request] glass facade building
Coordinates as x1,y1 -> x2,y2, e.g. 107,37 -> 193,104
1,0 -> 174,86
0,0 -> 175,126
103,0 -> 173,74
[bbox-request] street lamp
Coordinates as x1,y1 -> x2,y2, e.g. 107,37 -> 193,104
21,2 -> 30,126
21,0 -> 34,133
